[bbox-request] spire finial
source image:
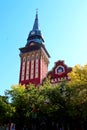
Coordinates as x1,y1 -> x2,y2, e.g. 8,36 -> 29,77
36,8 -> 38,15
36,8 -> 38,20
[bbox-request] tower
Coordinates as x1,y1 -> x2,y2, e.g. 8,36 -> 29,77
19,11 -> 50,85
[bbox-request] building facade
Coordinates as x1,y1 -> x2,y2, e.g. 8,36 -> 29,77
19,11 -> 50,85
19,12 -> 72,86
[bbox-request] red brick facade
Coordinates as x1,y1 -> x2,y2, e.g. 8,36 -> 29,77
19,12 -> 72,86
19,45 -> 49,85
48,60 -> 72,84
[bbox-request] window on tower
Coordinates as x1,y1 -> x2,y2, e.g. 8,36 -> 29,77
21,57 -> 26,81
26,61 -> 30,80
35,59 -> 39,78
36,53 -> 39,59
26,56 -> 30,80
32,54 -> 34,60
30,60 -> 34,79
23,57 -> 26,62
27,56 -> 30,61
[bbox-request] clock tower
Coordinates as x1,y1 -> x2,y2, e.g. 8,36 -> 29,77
19,11 -> 50,85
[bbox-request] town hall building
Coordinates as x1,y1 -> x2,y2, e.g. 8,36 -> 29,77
19,11 -> 72,86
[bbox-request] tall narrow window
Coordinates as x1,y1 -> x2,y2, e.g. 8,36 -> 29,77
30,60 -> 34,79
40,58 -> 42,80
21,57 -> 26,81
26,56 -> 30,80
35,59 -> 39,78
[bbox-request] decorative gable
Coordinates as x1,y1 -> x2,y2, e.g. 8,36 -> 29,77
48,60 -> 72,84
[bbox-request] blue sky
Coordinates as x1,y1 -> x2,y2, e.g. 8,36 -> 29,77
0,0 -> 87,95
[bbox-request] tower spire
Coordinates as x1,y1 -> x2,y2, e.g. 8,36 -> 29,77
32,9 -> 39,30
26,10 -> 44,45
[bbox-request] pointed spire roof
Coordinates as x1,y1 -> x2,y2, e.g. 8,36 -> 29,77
26,10 -> 44,46
32,10 -> 39,30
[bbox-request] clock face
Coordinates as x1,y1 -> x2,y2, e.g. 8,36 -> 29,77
30,42 -> 34,46
55,65 -> 65,75
31,31 -> 35,35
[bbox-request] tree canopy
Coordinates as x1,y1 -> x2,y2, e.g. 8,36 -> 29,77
0,64 -> 87,130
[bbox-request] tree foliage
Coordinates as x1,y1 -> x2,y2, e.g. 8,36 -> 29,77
1,64 -> 87,130
0,95 -> 15,127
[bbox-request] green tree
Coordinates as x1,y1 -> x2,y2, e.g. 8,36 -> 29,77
0,95 -> 15,130
4,66 -> 87,130
6,84 -> 40,130
66,64 -> 87,130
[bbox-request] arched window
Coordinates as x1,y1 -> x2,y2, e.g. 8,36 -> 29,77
55,65 -> 65,75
